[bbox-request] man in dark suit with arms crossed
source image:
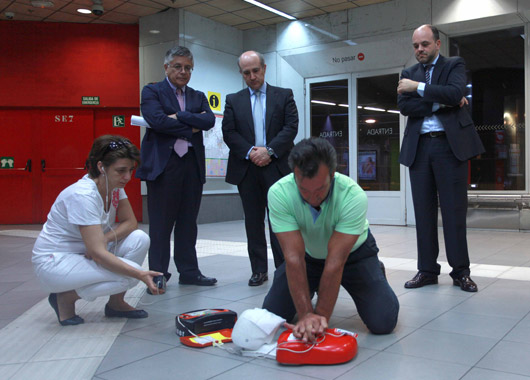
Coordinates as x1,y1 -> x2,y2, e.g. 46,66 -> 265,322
136,46 -> 217,287
222,50 -> 298,286
398,25 -> 484,292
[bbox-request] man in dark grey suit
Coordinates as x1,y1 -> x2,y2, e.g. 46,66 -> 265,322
222,50 -> 298,286
398,25 -> 484,292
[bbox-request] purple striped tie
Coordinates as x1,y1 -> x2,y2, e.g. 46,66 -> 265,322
174,88 -> 188,157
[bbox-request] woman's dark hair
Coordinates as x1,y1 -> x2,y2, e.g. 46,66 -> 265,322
288,137 -> 337,178
86,135 -> 140,178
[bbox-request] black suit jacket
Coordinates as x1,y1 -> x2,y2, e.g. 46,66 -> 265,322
222,83 -> 298,185
398,55 -> 484,167
136,79 -> 215,183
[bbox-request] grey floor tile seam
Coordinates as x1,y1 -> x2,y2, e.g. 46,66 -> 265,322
372,347 -> 477,370
5,327 -> 64,379
470,365 -> 530,379
480,250 -> 530,266
275,354 -> 369,380
94,345 -> 178,377
377,323 -> 420,355
208,359 -> 327,380
134,287 -> 256,306
520,257 -> 530,267
202,360 -> 251,380
469,309 -> 530,367
439,310 -> 530,374
209,291 -> 271,304
380,290 -> 487,356
119,313 -> 176,335
454,366 -> 476,380
121,327 -> 181,346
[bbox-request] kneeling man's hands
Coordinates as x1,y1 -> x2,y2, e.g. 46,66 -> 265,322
285,312 -> 327,343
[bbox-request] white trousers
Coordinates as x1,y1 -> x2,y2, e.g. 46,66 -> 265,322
33,230 -> 150,301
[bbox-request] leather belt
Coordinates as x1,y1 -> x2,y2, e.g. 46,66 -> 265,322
421,131 -> 446,138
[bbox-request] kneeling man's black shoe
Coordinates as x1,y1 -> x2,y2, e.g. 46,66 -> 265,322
453,274 -> 478,292
404,272 -> 438,288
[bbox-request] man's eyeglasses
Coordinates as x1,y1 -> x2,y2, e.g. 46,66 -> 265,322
168,64 -> 193,73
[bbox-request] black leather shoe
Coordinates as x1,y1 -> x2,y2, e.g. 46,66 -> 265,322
104,304 -> 148,319
404,272 -> 438,288
179,274 -> 217,286
48,293 -> 84,326
453,275 -> 478,292
248,272 -> 268,286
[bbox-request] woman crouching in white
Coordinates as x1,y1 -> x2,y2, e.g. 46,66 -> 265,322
32,135 -> 163,326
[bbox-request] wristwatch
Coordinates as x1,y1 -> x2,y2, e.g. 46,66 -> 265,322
266,146 -> 275,157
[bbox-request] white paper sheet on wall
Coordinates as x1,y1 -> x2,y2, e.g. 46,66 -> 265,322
131,115 -> 150,128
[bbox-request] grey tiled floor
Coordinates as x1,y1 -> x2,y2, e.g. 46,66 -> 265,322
1,221 -> 530,380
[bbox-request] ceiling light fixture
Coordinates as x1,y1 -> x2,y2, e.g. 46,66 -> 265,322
365,119 -> 376,124
77,8 -> 91,14
244,0 -> 296,20
31,0 -> 54,8
364,106 -> 386,112
311,100 -> 336,106
304,23 -> 339,40
338,104 -> 349,108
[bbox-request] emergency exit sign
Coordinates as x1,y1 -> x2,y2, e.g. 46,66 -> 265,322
82,96 -> 100,105
1,157 -> 14,169
113,115 -> 125,127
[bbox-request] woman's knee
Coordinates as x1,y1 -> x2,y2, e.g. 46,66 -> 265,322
129,229 -> 150,251
120,230 -> 150,263
127,276 -> 140,289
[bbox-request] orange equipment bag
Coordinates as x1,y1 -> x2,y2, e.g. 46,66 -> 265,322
175,309 -> 237,348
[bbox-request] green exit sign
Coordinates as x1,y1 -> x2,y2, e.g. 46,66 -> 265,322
1,157 -> 14,168
113,115 -> 125,127
82,96 -> 100,105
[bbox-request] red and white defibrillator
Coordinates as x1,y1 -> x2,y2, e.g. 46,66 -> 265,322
276,328 -> 358,365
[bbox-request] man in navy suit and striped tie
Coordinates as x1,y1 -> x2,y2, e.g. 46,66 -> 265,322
397,25 -> 484,292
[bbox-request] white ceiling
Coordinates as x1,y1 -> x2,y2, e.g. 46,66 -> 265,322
0,0 -> 391,30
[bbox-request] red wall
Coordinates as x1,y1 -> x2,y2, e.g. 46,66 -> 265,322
0,21 -> 143,223
1,21 -> 139,107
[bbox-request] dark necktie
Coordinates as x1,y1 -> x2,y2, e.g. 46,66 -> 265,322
425,64 -> 432,84
174,88 -> 188,157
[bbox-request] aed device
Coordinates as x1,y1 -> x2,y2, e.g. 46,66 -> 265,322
175,309 -> 237,348
276,328 -> 358,365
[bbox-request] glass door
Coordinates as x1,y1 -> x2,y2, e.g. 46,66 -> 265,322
307,71 -> 405,225
355,71 -> 405,224
308,77 -> 350,175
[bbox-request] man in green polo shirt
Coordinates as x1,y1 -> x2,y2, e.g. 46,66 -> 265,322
263,138 -> 399,342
